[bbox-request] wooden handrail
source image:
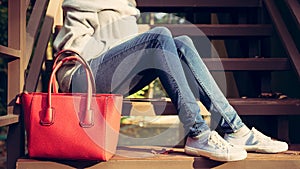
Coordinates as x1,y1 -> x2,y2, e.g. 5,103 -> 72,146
25,0 -> 49,65
25,0 -> 63,92
263,0 -> 300,79
24,0 -> 62,92
285,0 -> 300,29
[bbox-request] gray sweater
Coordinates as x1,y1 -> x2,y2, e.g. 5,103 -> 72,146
53,0 -> 140,92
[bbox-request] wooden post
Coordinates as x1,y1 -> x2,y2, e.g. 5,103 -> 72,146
277,116 -> 290,143
6,0 -> 26,169
7,0 -> 26,110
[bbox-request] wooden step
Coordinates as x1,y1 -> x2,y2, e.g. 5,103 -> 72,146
122,98 -> 300,116
230,98 -> 300,115
203,58 -> 291,71
139,24 -> 273,38
16,146 -> 300,169
137,0 -> 262,8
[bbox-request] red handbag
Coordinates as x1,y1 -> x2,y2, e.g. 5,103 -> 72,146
21,50 -> 123,161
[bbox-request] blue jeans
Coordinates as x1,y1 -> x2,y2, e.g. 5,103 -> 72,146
72,27 -> 245,136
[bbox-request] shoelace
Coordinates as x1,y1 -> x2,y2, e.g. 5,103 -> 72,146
209,131 -> 232,150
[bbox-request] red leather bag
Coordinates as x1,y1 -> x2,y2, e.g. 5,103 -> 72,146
21,50 -> 122,161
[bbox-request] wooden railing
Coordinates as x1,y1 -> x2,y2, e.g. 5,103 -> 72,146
263,0 -> 300,79
0,1 -> 27,168
0,1 -> 63,168
0,0 -> 25,127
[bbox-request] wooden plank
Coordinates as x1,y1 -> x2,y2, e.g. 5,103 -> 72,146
55,24 -> 272,39
53,0 -> 63,30
263,0 -> 300,79
6,98 -> 25,169
203,58 -> 291,71
137,0 -> 262,8
25,0 -> 49,64
0,114 -> 19,127
7,0 -> 26,114
122,98 -> 300,116
16,146 -> 300,169
230,98 -> 300,115
6,1 -> 27,169
277,116 -> 290,142
24,0 -> 62,92
0,45 -> 21,60
122,99 -> 176,116
139,24 -> 273,38
285,0 -> 300,29
24,17 -> 53,92
25,0 -> 30,10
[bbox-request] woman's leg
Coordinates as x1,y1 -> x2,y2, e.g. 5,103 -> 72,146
72,27 -> 209,135
173,35 -> 245,133
174,36 -> 288,154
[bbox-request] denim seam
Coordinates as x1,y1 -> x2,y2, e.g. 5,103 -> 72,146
185,55 -> 239,132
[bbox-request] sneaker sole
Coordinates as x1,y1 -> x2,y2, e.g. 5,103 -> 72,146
244,145 -> 288,153
184,146 -> 247,162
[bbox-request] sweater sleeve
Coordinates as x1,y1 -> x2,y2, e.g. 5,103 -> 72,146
53,9 -> 107,61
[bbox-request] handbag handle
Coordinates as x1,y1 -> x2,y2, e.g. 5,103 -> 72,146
52,49 -> 91,93
42,52 -> 96,128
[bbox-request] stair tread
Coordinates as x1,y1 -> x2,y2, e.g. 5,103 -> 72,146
123,98 -> 300,116
203,58 -> 291,71
137,0 -> 262,8
17,146 -> 300,169
139,24 -> 273,37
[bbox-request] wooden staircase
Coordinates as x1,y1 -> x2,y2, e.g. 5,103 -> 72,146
123,0 -> 300,142
1,0 -> 300,168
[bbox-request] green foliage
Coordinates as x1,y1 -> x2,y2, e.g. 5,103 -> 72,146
126,79 -> 167,99
127,85 -> 149,98
152,78 -> 167,98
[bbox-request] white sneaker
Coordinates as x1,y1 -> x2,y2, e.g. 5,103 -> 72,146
224,127 -> 288,153
185,130 -> 247,162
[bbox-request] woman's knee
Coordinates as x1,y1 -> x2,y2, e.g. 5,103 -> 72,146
174,35 -> 198,57
149,26 -> 172,38
174,35 -> 194,46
